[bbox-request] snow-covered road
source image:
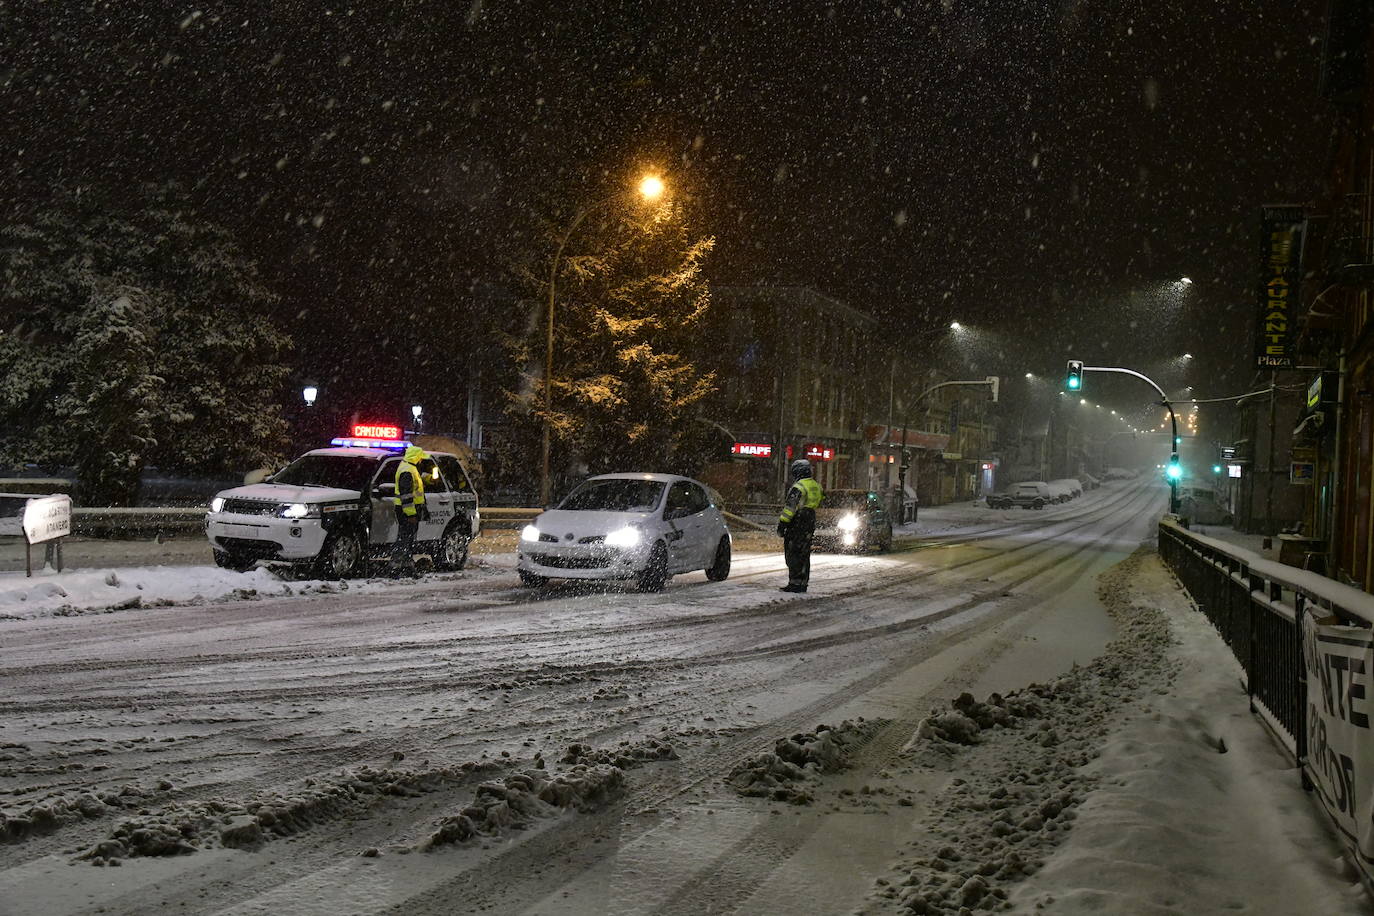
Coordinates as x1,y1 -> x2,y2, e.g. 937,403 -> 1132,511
2,480 -> 1358,915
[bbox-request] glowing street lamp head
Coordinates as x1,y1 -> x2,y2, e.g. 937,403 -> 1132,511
1179,276 -> 1192,285
1182,353 -> 1193,360
950,321 -> 962,331
639,174 -> 665,200
1025,372 -> 1034,379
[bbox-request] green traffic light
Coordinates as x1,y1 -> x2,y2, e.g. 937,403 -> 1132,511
1067,377 -> 1080,389
1166,461 -> 1182,481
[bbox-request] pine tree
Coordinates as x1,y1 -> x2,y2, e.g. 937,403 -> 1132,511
499,197 -> 720,496
0,184 -> 291,505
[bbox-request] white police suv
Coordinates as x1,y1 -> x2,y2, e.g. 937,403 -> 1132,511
517,473 -> 731,592
206,427 -> 480,578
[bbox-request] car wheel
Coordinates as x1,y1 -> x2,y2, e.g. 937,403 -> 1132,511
1034,500 -> 1045,510
518,569 -> 547,588
213,550 -> 256,573
637,542 -> 671,593
705,536 -> 732,581
314,530 -> 363,579
436,521 -> 470,571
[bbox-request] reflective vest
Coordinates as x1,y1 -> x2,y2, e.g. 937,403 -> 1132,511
394,460 -> 426,517
779,477 -> 823,523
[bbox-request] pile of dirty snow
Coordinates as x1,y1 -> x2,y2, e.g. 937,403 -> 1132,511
74,761 -> 503,865
422,764 -> 625,850
728,718 -> 887,805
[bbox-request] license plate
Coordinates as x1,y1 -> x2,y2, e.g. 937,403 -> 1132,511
223,523 -> 264,539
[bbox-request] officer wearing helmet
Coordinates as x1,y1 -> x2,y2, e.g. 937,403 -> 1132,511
777,457 -> 824,592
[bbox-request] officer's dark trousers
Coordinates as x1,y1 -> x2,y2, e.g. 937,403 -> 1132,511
391,507 -> 419,572
783,527 -> 813,590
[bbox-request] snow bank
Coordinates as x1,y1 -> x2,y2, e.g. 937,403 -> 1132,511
0,564 -> 411,620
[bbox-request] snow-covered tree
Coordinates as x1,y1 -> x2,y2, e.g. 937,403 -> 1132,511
0,184 -> 291,505
498,197 -> 719,495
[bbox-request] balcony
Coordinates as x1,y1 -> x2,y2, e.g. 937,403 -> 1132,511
1324,194 -> 1374,285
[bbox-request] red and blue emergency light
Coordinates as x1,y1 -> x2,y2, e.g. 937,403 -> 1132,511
330,422 -> 410,450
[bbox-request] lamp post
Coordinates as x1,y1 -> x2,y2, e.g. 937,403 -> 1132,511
539,174 -> 666,506
411,403 -> 423,434
302,384 -> 318,408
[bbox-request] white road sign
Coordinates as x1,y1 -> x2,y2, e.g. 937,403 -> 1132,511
23,494 -> 72,545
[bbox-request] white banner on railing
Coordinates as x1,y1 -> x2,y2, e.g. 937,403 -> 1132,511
1302,610 -> 1374,879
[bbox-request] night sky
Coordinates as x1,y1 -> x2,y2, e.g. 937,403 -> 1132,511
1,0 -> 1334,427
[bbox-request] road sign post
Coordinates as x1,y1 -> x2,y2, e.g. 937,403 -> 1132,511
22,494 -> 72,577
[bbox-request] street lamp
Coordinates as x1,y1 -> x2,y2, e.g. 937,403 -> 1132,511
540,173 -> 667,506
302,384 -> 318,408
950,321 -> 962,331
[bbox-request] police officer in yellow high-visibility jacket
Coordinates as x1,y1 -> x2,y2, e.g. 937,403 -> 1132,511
391,445 -> 430,577
777,458 -> 823,592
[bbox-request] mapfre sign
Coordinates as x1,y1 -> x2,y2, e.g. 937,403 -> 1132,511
23,494 -> 72,545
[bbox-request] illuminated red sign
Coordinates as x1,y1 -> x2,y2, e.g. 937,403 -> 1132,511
804,444 -> 834,462
732,442 -> 772,458
352,423 -> 402,440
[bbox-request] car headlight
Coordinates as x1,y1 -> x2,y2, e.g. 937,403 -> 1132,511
210,497 -> 225,513
521,524 -> 541,543
278,503 -> 317,519
605,526 -> 641,548
837,513 -> 861,531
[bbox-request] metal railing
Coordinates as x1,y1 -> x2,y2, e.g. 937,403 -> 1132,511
1158,518 -> 1374,756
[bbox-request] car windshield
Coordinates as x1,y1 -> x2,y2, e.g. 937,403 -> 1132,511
270,455 -> 378,492
560,479 -> 665,512
828,491 -> 874,509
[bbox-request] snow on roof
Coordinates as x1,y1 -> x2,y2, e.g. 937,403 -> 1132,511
586,472 -> 690,484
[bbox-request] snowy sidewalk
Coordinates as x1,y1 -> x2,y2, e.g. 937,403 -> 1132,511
872,549 -> 1367,915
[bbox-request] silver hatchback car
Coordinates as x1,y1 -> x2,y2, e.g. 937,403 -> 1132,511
517,473 -> 732,591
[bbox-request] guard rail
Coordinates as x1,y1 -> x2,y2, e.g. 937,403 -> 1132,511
1,505 -> 771,537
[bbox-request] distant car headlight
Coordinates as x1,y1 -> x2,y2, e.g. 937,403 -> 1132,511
605,526 -> 641,548
838,513 -> 861,531
278,503 -> 316,519
210,497 -> 225,513
520,524 -> 541,543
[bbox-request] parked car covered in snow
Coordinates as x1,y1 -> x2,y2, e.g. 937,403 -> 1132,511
813,489 -> 894,553
987,481 -> 1053,510
1047,479 -> 1083,503
517,473 -> 731,591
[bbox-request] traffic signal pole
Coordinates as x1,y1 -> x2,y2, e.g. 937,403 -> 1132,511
1072,364 -> 1181,514
895,377 -> 1000,520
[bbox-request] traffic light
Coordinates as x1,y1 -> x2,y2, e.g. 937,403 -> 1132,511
986,375 -> 1000,403
1066,360 -> 1084,392
1212,464 -> 1222,475
1166,457 -> 1183,481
